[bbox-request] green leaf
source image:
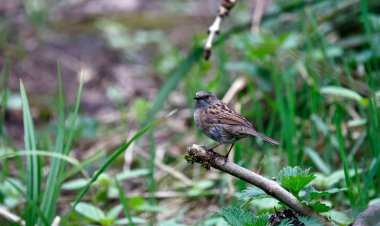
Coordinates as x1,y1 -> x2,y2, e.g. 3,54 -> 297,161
323,210 -> 352,225
297,215 -> 323,226
320,86 -> 367,105
306,201 -> 332,213
137,204 -> 166,212
61,178 -> 88,190
304,186 -> 348,200
74,202 -> 106,222
238,187 -> 271,200
107,204 -> 123,220
187,180 -> 214,197
313,169 -> 361,188
115,217 -> 146,225
278,167 -> 316,195
115,169 -> 150,181
245,214 -> 269,226
216,207 -> 255,226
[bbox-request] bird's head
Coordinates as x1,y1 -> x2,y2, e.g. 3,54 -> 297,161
194,91 -> 219,109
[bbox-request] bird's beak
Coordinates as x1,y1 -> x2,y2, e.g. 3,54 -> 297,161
194,96 -> 200,100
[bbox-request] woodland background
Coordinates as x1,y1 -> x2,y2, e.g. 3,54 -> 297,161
1,0 -> 380,225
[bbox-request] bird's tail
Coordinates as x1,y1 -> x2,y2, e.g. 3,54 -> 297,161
250,131 -> 280,145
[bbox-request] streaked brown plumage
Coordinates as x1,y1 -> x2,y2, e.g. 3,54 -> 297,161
193,91 -> 279,158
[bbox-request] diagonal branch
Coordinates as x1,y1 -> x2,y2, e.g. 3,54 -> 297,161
186,144 -> 332,225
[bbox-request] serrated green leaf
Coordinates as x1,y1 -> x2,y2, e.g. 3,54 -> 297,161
238,187 -> 271,200
278,167 -> 316,195
245,214 -> 269,226
306,201 -> 332,213
297,215 -> 323,226
216,207 -> 255,226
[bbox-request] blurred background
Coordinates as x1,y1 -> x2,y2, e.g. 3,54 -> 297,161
1,0 -> 380,225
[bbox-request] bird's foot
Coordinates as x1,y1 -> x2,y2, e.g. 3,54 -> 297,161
222,154 -> 229,165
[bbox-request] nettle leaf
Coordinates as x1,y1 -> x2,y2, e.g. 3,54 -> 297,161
245,214 -> 270,226
239,187 -> 271,200
304,186 -> 348,200
278,167 -> 316,195
216,207 -> 255,226
297,215 -> 323,226
306,201 -> 332,213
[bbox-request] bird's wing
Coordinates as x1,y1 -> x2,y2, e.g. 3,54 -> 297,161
206,102 -> 254,128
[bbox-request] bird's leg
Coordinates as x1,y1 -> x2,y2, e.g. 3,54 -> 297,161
206,143 -> 221,151
224,143 -> 235,160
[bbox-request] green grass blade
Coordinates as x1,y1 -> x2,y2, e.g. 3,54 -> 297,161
63,74 -> 83,156
20,80 -> 41,226
1,63 -> 10,176
1,62 -> 9,140
363,97 -> 380,201
39,64 -> 66,224
148,130 -> 157,205
334,104 -> 357,214
64,110 -> 177,222
114,178 -> 135,226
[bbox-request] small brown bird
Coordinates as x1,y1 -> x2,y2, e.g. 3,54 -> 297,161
193,91 -> 279,158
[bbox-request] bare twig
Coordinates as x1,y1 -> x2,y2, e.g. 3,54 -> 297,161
352,204 -> 380,226
51,216 -> 61,226
204,0 -> 236,60
222,76 -> 247,104
186,144 -> 332,225
0,206 -> 24,225
250,0 -> 266,34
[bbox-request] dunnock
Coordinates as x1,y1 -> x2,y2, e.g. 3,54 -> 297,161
193,91 -> 279,158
